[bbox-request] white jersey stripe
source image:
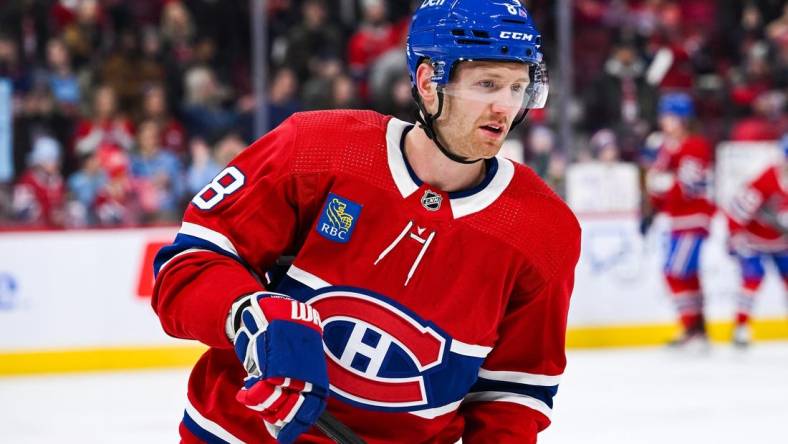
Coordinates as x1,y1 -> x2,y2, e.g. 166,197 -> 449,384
463,391 -> 552,419
158,248 -> 212,274
286,265 -> 332,289
478,368 -> 561,386
408,399 -> 463,419
386,118 -> 419,199
179,222 -> 240,257
450,340 -> 493,358
450,157 -> 516,219
185,400 -> 244,444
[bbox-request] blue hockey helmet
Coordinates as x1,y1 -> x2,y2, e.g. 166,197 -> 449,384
407,0 -> 547,109
406,0 -> 548,164
658,93 -> 695,119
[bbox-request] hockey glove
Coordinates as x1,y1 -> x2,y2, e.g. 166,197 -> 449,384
228,292 -> 328,444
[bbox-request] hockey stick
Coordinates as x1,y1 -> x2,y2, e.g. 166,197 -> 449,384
315,411 -> 367,444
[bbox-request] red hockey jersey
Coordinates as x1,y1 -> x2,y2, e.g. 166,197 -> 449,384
727,164 -> 788,252
152,110 -> 581,443
647,135 -> 716,234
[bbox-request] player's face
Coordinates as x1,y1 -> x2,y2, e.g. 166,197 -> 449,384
437,62 -> 529,159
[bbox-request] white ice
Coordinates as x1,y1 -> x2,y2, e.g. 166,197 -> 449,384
1,342 -> 787,443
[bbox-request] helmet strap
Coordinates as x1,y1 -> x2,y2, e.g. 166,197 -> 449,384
411,86 -> 483,165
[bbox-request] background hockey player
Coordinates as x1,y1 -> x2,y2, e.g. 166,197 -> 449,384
152,1 -> 580,443
726,134 -> 788,347
645,93 -> 716,348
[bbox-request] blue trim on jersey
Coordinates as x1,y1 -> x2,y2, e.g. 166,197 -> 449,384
153,233 -> 245,278
182,411 -> 230,444
275,274 -> 487,413
397,125 -> 499,200
469,377 -> 558,409
737,251 -> 788,281
663,233 -> 704,279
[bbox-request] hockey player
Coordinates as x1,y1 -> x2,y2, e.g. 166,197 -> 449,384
726,135 -> 788,347
152,1 -> 580,443
646,93 -> 716,348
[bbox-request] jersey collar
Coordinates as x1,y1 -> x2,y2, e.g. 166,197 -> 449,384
385,117 -> 515,219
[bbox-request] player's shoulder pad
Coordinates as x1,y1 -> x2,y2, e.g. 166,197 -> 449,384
285,110 -> 393,180
465,161 -> 581,281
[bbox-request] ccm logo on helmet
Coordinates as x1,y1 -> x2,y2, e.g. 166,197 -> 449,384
420,0 -> 446,7
499,31 -> 534,41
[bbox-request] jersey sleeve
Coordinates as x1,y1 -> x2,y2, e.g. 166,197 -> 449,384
727,170 -> 768,234
151,116 -> 324,348
459,225 -> 580,443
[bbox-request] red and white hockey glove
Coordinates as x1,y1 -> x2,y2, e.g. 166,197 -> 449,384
228,292 -> 328,444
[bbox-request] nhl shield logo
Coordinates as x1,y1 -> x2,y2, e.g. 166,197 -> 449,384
421,190 -> 442,212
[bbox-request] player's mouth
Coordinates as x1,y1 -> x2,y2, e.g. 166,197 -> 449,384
479,123 -> 506,139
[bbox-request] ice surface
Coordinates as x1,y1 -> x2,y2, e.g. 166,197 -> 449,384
1,343 -> 787,443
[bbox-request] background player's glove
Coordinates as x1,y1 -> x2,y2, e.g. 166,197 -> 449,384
227,292 -> 328,444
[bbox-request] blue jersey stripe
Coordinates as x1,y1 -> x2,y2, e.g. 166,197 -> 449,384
153,233 -> 245,278
469,377 -> 558,409
182,411 -> 231,444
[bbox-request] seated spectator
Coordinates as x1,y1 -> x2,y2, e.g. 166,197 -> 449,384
67,150 -> 107,225
589,129 -> 622,163
141,84 -> 186,155
61,0 -> 106,69
43,38 -> 80,112
525,125 -> 556,179
0,32 -> 32,97
328,74 -> 362,110
94,150 -> 142,227
181,66 -> 236,140
347,0 -> 398,100
730,91 -> 788,141
12,136 -> 65,227
301,54 -> 343,110
214,132 -> 246,168
74,84 -> 135,156
129,120 -> 185,222
267,68 -> 301,130
281,0 -> 342,84
186,137 -> 221,197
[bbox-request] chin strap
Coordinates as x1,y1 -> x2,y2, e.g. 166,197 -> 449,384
411,86 -> 530,165
412,86 -> 483,165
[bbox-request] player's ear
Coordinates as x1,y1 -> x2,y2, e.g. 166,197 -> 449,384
416,62 -> 438,112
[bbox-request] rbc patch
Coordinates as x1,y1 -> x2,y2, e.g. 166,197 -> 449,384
317,193 -> 362,243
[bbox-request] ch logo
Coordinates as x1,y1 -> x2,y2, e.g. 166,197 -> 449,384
307,288 -> 448,410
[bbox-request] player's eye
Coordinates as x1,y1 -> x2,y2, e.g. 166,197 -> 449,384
477,80 -> 496,89
511,83 -> 523,93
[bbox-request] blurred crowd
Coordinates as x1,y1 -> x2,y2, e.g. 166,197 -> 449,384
0,0 -> 786,228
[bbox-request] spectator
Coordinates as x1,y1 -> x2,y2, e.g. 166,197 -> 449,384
584,41 -> 659,159
525,125 -> 556,179
267,67 -> 301,130
730,91 -> 788,141
141,84 -> 186,156
213,132 -> 246,168
281,0 -> 343,83
67,150 -> 107,225
0,33 -> 32,97
328,74 -> 362,110
129,120 -> 185,222
74,85 -> 134,157
181,66 -> 236,140
186,137 -> 221,197
12,136 -> 65,227
43,38 -> 80,112
301,55 -> 343,110
94,150 -> 141,227
347,0 -> 398,99
589,128 -> 622,163
61,0 -> 106,69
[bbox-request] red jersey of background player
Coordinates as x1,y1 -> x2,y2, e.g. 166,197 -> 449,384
152,110 -> 580,443
727,164 -> 788,252
648,135 -> 716,234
